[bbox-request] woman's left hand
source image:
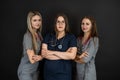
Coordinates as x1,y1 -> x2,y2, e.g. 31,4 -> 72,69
32,55 -> 43,62
79,52 -> 88,58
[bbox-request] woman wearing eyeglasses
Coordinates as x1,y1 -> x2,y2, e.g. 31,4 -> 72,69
41,13 -> 77,80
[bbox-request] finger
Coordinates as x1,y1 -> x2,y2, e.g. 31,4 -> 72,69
84,53 -> 88,57
79,55 -> 84,58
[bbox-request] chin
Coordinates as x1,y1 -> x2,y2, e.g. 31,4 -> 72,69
83,30 -> 88,33
36,27 -> 40,29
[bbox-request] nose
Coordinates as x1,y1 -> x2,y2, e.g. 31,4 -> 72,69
59,23 -> 63,26
59,22 -> 64,25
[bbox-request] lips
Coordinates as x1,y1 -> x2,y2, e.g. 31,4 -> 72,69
58,27 -> 63,28
36,24 -> 40,26
82,28 -> 86,30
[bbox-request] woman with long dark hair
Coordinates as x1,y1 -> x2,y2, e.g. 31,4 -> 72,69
75,16 -> 99,80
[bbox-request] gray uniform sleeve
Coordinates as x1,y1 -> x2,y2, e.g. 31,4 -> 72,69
83,37 -> 99,63
77,38 -> 82,55
23,33 -> 33,51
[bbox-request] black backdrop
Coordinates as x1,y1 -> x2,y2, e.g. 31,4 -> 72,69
1,0 -> 120,80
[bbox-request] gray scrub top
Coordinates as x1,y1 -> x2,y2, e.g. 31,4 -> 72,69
76,37 -> 99,80
18,31 -> 42,75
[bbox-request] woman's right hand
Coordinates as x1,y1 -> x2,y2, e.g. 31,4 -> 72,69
32,55 -> 43,62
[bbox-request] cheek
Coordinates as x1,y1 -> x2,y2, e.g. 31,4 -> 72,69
56,25 -> 59,29
63,25 -> 65,29
87,25 -> 92,30
39,21 -> 42,24
31,21 -> 35,26
81,25 -> 83,29
62,24 -> 66,28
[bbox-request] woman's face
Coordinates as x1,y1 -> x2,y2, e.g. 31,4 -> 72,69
81,18 -> 92,33
56,16 -> 65,32
31,15 -> 42,30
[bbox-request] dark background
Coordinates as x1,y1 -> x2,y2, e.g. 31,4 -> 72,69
1,0 -> 120,80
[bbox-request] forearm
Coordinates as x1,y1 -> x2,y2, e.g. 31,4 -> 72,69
27,49 -> 36,64
48,50 -> 76,60
41,43 -> 77,60
41,49 -> 61,60
44,54 -> 61,60
44,50 -> 74,60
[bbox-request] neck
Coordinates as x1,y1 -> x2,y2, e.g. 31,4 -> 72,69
33,28 -> 37,32
84,32 -> 91,39
57,31 -> 65,39
82,32 -> 91,45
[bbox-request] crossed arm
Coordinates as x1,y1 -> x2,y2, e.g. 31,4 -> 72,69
27,49 -> 43,64
74,52 -> 88,63
41,43 -> 77,60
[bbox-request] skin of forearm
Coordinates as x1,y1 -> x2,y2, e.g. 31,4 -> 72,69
42,43 -> 77,60
44,54 -> 61,60
27,49 -> 36,64
48,50 -> 76,60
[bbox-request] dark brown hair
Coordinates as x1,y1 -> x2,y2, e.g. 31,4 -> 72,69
79,16 -> 98,37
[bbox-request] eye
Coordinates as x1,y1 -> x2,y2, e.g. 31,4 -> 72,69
33,19 -> 37,22
81,23 -> 84,25
62,21 -> 65,23
39,19 -> 41,21
56,20 -> 65,24
56,20 -> 60,24
86,23 -> 89,25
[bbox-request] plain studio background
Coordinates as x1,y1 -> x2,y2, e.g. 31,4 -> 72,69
1,0 -> 120,80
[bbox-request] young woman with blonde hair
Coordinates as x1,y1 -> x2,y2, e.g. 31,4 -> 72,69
17,11 -> 43,80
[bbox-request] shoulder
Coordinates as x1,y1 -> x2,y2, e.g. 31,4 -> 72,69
43,33 -> 55,43
91,37 -> 99,42
23,31 -> 32,40
89,37 -> 99,46
66,33 -> 76,39
44,32 -> 55,38
76,36 -> 82,42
